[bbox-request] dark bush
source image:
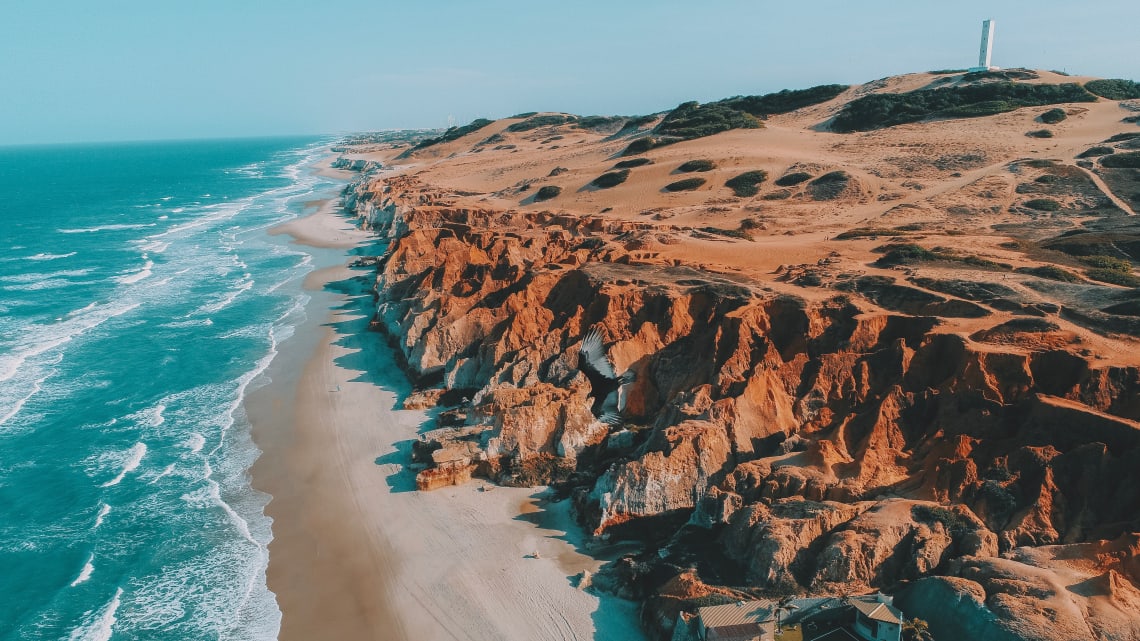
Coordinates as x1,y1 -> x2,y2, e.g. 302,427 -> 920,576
762,189 -> 793,200
1024,198 -> 1061,211
623,136 -> 680,156
832,82 -> 1097,132
1039,108 -> 1067,124
807,171 -> 853,200
1086,268 -> 1140,287
725,170 -> 768,197
699,226 -> 750,240
835,227 -> 907,240
1106,133 -> 1140,143
979,480 -> 1018,521
1085,79 -> 1140,100
506,114 -> 576,132
574,115 -> 626,131
874,243 -> 937,265
412,118 -> 495,150
664,178 -> 706,192
548,166 -> 569,176
1016,265 -> 1082,282
930,69 -> 968,75
775,172 -> 812,186
717,84 -> 849,116
534,185 -> 562,201
591,170 -> 630,189
1078,146 -> 1115,158
614,158 -> 653,169
655,101 -> 761,141
1101,152 -> 1140,168
1026,129 -> 1054,138
1081,255 -> 1133,272
510,112 -> 538,119
677,159 -> 716,172
912,505 -> 971,535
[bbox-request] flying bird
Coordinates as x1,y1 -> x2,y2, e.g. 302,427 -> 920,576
577,329 -> 636,425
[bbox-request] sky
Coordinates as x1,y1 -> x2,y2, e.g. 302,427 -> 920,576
1,0 -> 1138,145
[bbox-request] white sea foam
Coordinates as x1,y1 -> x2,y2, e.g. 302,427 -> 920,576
59,223 -> 155,234
28,252 -> 77,261
127,404 -> 166,431
68,587 -> 122,641
114,259 -> 154,285
184,433 -> 206,454
139,240 -> 169,254
148,463 -> 176,485
0,268 -> 94,284
94,503 -> 111,528
70,555 -> 95,587
194,275 -> 254,315
0,302 -> 139,428
100,442 -> 147,487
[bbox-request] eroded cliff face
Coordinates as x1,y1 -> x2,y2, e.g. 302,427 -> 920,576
346,173 -> 1140,640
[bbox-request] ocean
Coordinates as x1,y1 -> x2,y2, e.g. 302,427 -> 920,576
0,137 -> 344,640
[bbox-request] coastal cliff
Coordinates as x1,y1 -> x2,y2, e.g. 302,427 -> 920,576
337,69 -> 1140,640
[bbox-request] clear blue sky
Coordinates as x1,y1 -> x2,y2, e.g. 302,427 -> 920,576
1,0 -> 1137,145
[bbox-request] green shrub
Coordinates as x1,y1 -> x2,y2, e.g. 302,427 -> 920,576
664,177 -> 706,192
1026,129 -> 1054,138
534,185 -> 562,201
1024,198 -> 1061,211
874,243 -> 937,265
912,505 -> 971,535
1077,146 -> 1115,158
510,111 -> 538,119
930,69 -> 968,75
775,172 -> 812,186
717,84 -> 849,116
506,114 -> 576,132
1101,152 -> 1140,168
1106,133 -> 1140,143
655,101 -> 761,141
614,158 -> 652,169
1086,268 -> 1140,287
725,170 -> 768,197
1081,255 -> 1133,272
699,226 -> 750,240
832,82 -> 1097,132
835,227 -> 906,240
574,115 -> 626,131
1039,108 -> 1067,124
622,136 -> 680,156
677,159 -> 716,172
412,118 -> 495,150
591,169 -> 630,189
1085,79 -> 1140,100
1016,265 -> 1082,282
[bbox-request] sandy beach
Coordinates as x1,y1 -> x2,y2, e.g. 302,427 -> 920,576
247,201 -> 641,641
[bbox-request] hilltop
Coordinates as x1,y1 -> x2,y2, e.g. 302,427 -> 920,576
334,69 -> 1140,641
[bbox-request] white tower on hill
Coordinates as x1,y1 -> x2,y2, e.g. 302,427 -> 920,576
970,19 -> 998,72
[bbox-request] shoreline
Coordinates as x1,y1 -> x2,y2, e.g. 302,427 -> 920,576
246,190 -> 642,640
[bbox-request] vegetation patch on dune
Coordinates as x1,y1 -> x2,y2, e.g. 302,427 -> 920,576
874,242 -> 1010,269
409,118 -> 495,151
1085,79 -> 1140,100
1016,265 -> 1083,282
1026,129 -> 1054,138
664,178 -> 706,192
1101,152 -> 1140,168
1039,108 -> 1067,124
835,227 -> 907,240
724,170 -> 768,197
622,84 -> 847,155
717,84 -> 849,116
807,171 -> 854,200
677,159 -> 716,172
533,185 -> 562,202
613,158 -> 652,169
774,171 -> 812,187
1023,198 -> 1062,211
1086,268 -> 1140,287
591,169 -> 630,189
832,82 -> 1096,132
506,114 -> 577,132
573,115 -> 627,131
1078,146 -> 1115,158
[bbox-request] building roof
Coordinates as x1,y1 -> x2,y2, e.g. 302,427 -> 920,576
850,599 -> 903,624
698,600 -> 775,628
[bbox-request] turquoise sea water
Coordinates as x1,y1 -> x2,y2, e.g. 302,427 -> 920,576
0,138 -> 341,640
